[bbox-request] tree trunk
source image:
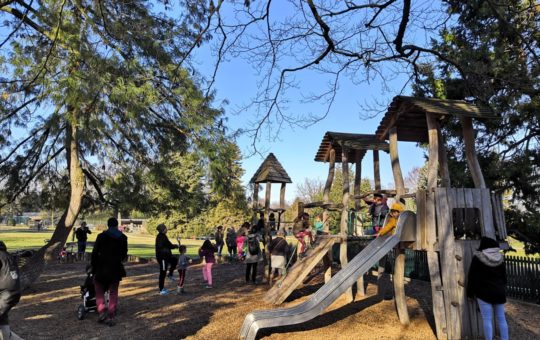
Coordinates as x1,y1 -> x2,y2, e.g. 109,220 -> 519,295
19,120 -> 85,289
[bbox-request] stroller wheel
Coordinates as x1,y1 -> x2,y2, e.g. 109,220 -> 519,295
77,305 -> 86,320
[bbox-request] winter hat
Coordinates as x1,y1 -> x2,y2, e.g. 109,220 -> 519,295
390,202 -> 405,212
478,236 -> 499,251
277,229 -> 285,236
156,223 -> 167,233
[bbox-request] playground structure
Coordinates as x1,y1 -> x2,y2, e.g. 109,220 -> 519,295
249,152 -> 292,234
264,132 -> 391,305
240,96 -> 507,340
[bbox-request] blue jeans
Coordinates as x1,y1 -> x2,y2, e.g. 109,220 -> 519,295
477,298 -> 509,340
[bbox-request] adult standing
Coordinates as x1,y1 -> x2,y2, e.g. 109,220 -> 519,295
90,217 -> 128,327
155,224 -> 178,295
214,226 -> 224,264
467,237 -> 509,340
225,227 -> 237,262
244,226 -> 262,284
75,221 -> 92,261
268,229 -> 288,285
0,241 -> 22,340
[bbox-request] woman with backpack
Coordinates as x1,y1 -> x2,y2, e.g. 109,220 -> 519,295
268,229 -> 289,285
244,226 -> 261,284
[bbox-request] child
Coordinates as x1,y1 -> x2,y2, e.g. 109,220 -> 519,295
377,202 -> 404,236
198,239 -> 217,288
176,245 -> 192,294
236,229 -> 247,261
58,246 -> 67,263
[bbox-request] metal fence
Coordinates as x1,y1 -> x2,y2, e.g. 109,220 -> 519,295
384,250 -> 540,304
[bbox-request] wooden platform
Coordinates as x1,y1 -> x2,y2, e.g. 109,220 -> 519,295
264,236 -> 340,305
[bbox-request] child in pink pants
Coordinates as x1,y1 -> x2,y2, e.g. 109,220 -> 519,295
198,239 -> 217,288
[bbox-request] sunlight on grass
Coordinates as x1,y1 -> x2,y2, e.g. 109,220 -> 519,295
0,225 -> 205,259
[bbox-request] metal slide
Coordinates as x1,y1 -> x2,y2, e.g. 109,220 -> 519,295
239,211 -> 416,340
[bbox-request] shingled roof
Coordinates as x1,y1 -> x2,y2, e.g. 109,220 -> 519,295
250,153 -> 292,184
375,96 -> 496,143
314,132 -> 389,163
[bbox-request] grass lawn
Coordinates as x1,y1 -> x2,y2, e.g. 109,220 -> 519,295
0,225 -> 204,259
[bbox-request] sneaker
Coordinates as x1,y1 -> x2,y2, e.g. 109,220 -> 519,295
159,289 -> 169,296
105,317 -> 116,327
180,287 -> 185,294
205,285 -> 213,289
98,312 -> 107,323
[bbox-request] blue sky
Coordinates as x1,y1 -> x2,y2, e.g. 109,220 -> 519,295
195,52 -> 427,204
187,1 -> 442,205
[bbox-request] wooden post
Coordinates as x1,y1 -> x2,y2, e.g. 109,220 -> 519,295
426,112 -> 448,340
354,150 -> 365,297
264,182 -> 271,282
389,126 -> 409,324
252,183 -> 260,225
323,148 -> 335,283
426,113 -> 440,190
354,150 -> 362,210
438,132 -> 451,188
373,150 -> 381,190
461,117 -> 486,188
280,183 -> 286,209
389,127 -> 405,197
323,148 -> 336,203
340,145 -> 353,302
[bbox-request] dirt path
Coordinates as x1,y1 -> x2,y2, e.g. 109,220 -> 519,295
9,261 -> 540,339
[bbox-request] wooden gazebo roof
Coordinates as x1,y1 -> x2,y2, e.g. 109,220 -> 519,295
250,153 -> 292,184
314,132 -> 389,163
375,96 -> 495,143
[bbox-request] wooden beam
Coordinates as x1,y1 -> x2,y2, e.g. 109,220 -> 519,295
389,127 -> 405,197
323,148 -> 336,203
426,113 -> 440,190
373,150 -> 381,190
460,117 -> 486,188
340,144 -> 353,303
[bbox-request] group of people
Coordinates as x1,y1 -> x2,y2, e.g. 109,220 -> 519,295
0,198 -> 510,340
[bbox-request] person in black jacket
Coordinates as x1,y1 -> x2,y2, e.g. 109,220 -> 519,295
74,221 -> 92,260
467,236 -> 508,340
0,241 -> 22,339
91,217 -> 128,327
155,224 -> 178,295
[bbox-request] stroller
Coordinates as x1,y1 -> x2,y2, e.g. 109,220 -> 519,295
77,266 -> 108,320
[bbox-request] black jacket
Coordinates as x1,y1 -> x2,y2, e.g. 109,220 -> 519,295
467,250 -> 507,304
91,229 -> 128,288
155,233 -> 177,259
0,249 -> 21,318
75,227 -> 91,242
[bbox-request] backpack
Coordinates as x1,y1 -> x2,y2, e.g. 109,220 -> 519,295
248,236 -> 260,255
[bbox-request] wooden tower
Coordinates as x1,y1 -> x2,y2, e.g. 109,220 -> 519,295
249,153 -> 292,237
375,96 -> 506,339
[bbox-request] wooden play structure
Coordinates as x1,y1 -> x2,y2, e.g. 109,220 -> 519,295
249,152 -> 292,236
374,96 -> 507,339
264,132 -> 391,304
240,96 -> 508,340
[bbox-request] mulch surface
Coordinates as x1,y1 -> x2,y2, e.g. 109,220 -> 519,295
9,260 -> 540,339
